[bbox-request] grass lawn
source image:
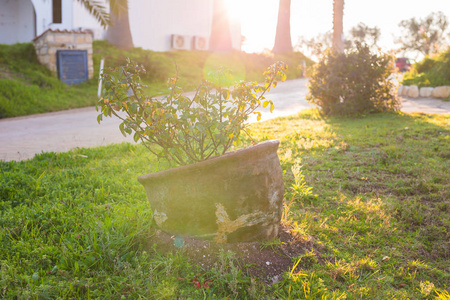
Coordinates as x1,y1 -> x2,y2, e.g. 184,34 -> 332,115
1,110 -> 449,299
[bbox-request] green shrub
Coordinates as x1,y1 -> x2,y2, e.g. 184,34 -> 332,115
402,69 -> 431,87
402,49 -> 450,87
415,56 -> 436,74
97,60 -> 287,165
307,44 -> 400,115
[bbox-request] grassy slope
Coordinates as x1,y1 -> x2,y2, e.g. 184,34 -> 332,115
1,110 -> 449,299
0,43 -> 98,118
0,41 -> 312,118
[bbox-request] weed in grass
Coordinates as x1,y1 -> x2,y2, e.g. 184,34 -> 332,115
290,162 -> 314,203
294,250 -> 319,269
419,280 -> 436,298
275,265 -> 346,299
328,259 -> 354,282
260,238 -> 284,251
211,250 -> 248,297
154,279 -> 179,300
282,161 -> 318,230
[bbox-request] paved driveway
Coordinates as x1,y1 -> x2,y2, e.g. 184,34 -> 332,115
0,78 -> 448,162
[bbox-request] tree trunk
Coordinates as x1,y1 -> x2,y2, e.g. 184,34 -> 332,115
209,0 -> 232,52
106,2 -> 133,50
273,0 -> 292,54
333,0 -> 344,53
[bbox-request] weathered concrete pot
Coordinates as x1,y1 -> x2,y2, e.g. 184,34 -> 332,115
137,140 -> 284,243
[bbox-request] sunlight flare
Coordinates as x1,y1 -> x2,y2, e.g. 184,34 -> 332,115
225,0 -> 279,52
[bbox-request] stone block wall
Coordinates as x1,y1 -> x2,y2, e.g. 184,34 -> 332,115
399,85 -> 450,99
33,29 -> 94,80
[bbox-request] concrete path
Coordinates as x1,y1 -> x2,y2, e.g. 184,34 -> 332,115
0,78 -> 448,162
398,96 -> 450,114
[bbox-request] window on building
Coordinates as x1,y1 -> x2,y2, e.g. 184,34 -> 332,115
53,0 -> 62,23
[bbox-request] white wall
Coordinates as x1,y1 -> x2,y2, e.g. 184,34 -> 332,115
30,0 -> 73,37
47,0 -> 73,31
30,0 -> 51,36
72,0 -> 106,40
130,0 -> 213,51
0,0 -> 35,44
1,0 -> 241,52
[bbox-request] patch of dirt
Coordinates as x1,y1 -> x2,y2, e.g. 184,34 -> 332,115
145,226 -> 321,284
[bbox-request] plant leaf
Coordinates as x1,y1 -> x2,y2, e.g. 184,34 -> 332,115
133,133 -> 140,143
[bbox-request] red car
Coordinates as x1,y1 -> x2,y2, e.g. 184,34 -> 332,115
395,57 -> 413,72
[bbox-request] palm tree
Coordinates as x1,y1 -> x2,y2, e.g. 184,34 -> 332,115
76,0 -> 133,50
332,0 -> 344,53
209,0 -> 232,52
273,0 -> 293,54
105,0 -> 133,50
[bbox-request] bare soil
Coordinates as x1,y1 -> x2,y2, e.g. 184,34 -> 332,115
145,226 -> 321,284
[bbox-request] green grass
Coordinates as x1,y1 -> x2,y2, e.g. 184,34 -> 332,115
251,110 -> 450,298
0,41 -> 312,118
0,43 -> 98,118
1,110 -> 449,298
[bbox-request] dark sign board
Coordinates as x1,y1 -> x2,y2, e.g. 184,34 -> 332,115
56,50 -> 88,85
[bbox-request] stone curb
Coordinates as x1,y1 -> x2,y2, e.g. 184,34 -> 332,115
398,85 -> 450,99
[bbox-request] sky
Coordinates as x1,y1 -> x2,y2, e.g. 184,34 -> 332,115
225,0 -> 450,59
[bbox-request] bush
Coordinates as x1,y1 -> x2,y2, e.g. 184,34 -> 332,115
402,48 -> 450,87
307,44 -> 400,115
97,60 -> 287,166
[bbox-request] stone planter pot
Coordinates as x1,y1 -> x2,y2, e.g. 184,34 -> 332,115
137,139 -> 284,243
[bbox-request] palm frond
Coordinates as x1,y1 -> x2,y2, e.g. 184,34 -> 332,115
76,0 -> 110,28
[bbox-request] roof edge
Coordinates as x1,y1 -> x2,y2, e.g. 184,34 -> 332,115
33,29 -> 93,42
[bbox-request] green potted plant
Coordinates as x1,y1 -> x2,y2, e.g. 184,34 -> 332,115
97,60 -> 287,243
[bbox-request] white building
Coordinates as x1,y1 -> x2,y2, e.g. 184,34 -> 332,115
0,0 -> 241,51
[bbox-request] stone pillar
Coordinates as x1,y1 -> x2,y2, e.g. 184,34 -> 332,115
33,29 -> 94,81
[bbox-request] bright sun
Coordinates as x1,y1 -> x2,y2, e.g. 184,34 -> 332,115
224,0 -> 279,53
224,0 -> 245,21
